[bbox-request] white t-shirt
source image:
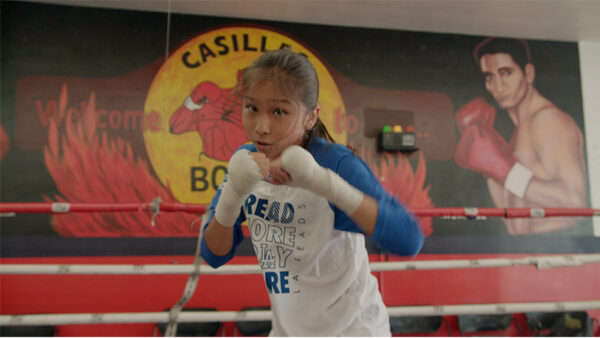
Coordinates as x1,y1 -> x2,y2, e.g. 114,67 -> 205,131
202,138 -> 424,336
244,181 -> 390,336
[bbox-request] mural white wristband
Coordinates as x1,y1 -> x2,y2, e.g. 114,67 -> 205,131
504,162 -> 534,199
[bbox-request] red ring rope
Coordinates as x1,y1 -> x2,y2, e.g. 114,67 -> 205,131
0,202 -> 598,218
0,202 -> 206,214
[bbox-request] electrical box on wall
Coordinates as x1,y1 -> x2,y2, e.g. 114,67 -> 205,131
379,125 -> 418,152
361,108 -> 418,153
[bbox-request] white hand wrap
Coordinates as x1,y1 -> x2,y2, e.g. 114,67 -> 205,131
215,149 -> 263,227
504,162 -> 534,199
281,145 -> 364,216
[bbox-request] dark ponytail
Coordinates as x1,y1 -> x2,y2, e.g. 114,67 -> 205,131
302,117 -> 335,148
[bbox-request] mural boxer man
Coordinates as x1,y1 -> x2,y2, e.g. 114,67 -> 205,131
455,37 -> 588,235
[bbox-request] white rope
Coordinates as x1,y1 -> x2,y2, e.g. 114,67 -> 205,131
386,300 -> 600,316
2,254 -> 599,275
370,254 -> 600,271
0,264 -> 259,275
165,216 -> 204,336
2,301 -> 599,326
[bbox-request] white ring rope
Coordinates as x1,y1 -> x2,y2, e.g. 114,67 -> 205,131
1,301 -> 599,326
2,254 -> 600,275
165,216 -> 203,336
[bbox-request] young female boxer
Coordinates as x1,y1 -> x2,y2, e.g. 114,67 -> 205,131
201,48 -> 424,336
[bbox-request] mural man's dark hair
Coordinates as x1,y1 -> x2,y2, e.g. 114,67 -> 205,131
473,37 -> 532,71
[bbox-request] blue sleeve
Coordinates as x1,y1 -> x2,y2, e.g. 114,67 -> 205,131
370,193 -> 424,256
200,146 -> 253,268
327,151 -> 424,256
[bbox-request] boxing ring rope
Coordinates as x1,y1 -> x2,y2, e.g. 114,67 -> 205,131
0,201 -> 206,214
1,202 -> 599,330
2,301 -> 600,326
1,201 -> 599,218
2,254 -> 600,275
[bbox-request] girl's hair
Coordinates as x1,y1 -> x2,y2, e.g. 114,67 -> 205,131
239,48 -> 336,147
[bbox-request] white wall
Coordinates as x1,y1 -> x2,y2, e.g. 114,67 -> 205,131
579,41 -> 600,236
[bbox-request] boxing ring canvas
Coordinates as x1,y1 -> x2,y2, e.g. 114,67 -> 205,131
1,1 -> 599,336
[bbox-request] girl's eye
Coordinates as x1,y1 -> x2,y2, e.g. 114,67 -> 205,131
245,105 -> 257,113
273,108 -> 287,116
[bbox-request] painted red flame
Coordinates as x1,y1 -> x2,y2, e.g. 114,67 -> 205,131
44,84 -> 200,237
0,123 -> 9,161
359,147 -> 434,236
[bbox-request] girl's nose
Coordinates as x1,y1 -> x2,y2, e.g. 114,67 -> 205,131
255,113 -> 270,135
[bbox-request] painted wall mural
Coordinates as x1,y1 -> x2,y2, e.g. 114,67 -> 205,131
2,3 -> 600,330
0,2 -> 595,257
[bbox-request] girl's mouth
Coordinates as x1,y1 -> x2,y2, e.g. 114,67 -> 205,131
254,141 -> 271,152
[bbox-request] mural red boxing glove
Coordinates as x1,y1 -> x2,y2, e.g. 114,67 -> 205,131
455,97 -> 496,133
455,124 -> 533,198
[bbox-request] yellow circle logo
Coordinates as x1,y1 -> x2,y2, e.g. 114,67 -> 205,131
144,26 -> 346,204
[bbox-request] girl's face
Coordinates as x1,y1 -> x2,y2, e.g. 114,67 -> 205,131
242,79 -> 318,160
